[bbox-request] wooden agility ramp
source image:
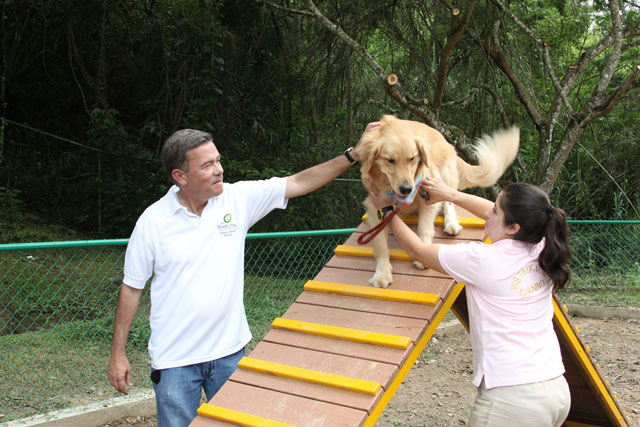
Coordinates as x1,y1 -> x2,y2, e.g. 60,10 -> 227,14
191,209 -> 630,427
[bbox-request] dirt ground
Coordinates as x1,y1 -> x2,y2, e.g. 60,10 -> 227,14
102,315 -> 640,427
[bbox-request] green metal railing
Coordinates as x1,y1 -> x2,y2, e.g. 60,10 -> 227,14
1,222 -> 639,422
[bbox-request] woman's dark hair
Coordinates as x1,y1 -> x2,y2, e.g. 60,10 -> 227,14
499,183 -> 571,290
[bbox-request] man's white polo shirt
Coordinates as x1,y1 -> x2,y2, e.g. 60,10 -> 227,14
123,177 -> 287,369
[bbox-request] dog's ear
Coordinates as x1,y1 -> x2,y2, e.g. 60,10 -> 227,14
358,131 -> 381,176
416,138 -> 430,169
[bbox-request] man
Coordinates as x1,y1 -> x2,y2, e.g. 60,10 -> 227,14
107,128 -> 363,426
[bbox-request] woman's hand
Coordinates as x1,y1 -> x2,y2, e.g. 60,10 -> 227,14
421,177 -> 455,204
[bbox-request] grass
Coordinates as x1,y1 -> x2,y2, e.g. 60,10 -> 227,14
0,318 -> 149,420
559,271 -> 640,307
0,268 -> 307,422
245,274 -> 307,350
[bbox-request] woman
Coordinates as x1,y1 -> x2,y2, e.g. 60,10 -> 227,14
369,176 -> 572,427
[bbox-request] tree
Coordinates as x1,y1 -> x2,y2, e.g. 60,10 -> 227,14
485,0 -> 639,192
269,0 -> 639,193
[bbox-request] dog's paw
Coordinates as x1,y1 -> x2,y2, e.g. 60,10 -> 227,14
413,260 -> 426,270
369,271 -> 393,288
443,221 -> 463,236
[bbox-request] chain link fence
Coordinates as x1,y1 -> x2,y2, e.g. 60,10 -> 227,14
1,222 -> 639,422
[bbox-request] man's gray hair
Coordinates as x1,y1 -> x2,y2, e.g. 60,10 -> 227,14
161,129 -> 213,184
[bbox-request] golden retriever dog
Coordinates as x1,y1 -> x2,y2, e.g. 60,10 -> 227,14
359,115 -> 520,288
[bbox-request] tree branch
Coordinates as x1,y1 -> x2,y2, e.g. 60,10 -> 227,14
481,22 -> 544,127
478,84 -> 510,127
303,0 -> 387,80
489,0 -> 577,118
260,0 -> 315,17
432,0 -> 478,114
587,0 -> 624,111
300,0 -> 510,165
583,65 -> 640,123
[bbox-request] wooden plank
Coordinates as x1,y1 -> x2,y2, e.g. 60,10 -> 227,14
325,255 -> 450,279
314,266 -> 454,289
334,244 -> 412,261
450,288 -> 470,332
281,303 -> 427,343
360,214 -> 485,228
354,221 -> 485,241
192,382 -> 368,427
190,414 -> 233,426
230,369 -> 383,414
272,318 -> 411,349
237,356 -> 382,395
363,281 -> 467,426
247,342 -> 397,390
303,280 -> 439,305
553,297 -> 629,426
262,328 -> 413,366
341,234 -> 476,250
296,290 -> 441,320
355,213 -> 485,236
450,287 -> 629,426
195,403 -> 293,427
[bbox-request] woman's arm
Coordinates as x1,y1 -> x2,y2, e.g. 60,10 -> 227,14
421,177 -> 494,220
368,186 -> 446,274
387,213 -> 446,274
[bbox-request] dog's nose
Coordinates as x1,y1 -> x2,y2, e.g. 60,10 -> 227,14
398,184 -> 413,196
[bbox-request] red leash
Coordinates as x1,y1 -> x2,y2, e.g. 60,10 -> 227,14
358,175 -> 429,245
357,210 -> 397,245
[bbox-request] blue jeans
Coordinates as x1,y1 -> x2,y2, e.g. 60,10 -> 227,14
151,348 -> 245,427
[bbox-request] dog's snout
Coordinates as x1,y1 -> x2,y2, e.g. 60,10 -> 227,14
398,184 -> 413,196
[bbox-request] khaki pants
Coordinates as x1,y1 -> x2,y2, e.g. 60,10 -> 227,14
468,375 -> 571,427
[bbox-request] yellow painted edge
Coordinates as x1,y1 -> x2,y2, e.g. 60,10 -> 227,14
363,281 -> 467,427
304,280 -> 439,305
197,403 -> 294,427
361,214 -> 485,228
334,244 -> 411,261
272,317 -> 411,349
238,357 -> 381,395
553,299 -> 628,426
435,216 -> 485,228
334,244 -> 373,257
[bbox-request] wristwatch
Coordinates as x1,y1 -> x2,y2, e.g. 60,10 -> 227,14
377,205 -> 396,220
343,147 -> 357,164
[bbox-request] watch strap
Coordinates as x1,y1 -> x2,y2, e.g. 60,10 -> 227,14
344,147 -> 357,164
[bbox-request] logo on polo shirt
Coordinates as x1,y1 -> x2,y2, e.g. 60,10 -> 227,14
511,263 -> 549,297
217,212 -> 237,237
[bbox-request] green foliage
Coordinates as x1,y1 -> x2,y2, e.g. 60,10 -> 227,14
0,187 -> 23,236
1,0 -> 638,238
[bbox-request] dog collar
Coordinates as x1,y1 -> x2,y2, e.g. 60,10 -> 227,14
377,205 -> 397,220
387,172 -> 423,207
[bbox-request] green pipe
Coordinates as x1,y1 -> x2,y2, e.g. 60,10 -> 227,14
567,220 -> 640,225
0,229 -> 356,251
2,221 -> 639,251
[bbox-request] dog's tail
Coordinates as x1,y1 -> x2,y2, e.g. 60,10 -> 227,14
457,126 -> 520,190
